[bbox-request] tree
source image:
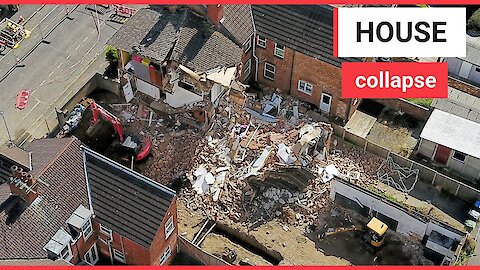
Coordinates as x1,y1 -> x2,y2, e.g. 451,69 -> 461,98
468,8 -> 480,32
105,46 -> 118,64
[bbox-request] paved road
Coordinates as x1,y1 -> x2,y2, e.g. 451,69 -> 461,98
0,5 -> 127,145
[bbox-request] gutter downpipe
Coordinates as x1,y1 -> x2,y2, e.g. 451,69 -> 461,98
250,8 -> 259,82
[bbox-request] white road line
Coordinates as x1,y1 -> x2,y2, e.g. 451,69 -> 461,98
66,53 -> 71,60
75,44 -> 81,51
48,71 -> 54,77
51,16 -> 57,23
91,29 -> 96,34
57,62 -> 63,69
6,59 -> 12,65
41,79 -> 46,85
34,34 -> 39,39
22,100 -> 41,120
83,37 -> 88,43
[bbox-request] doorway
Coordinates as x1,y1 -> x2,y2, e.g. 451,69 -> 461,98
320,93 -> 332,113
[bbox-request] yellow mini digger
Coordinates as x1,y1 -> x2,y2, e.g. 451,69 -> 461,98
322,217 -> 388,248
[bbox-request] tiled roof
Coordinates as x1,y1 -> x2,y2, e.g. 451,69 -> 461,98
222,5 -> 254,45
173,11 -> 243,72
0,137 -> 88,259
108,7 -> 243,72
251,5 -> 362,67
108,8 -> 184,64
0,259 -> 71,265
83,147 -> 176,248
26,138 -> 75,177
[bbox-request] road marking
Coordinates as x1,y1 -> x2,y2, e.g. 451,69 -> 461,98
75,44 -> 81,51
57,62 -> 63,69
6,59 -> 12,65
83,37 -> 88,43
22,100 -> 41,120
41,79 -> 46,85
51,17 -> 57,23
66,53 -> 71,60
91,29 -> 96,34
33,34 -> 39,39
48,71 -> 54,77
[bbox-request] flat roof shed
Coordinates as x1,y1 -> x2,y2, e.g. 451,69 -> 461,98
420,109 -> 480,159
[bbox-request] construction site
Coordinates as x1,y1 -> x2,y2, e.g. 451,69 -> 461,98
53,71 -> 470,266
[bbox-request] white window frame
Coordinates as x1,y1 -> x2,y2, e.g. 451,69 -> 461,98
243,38 -> 251,52
113,248 -> 126,264
100,224 -> 112,239
257,36 -> 266,48
82,219 -> 93,241
243,59 -> 251,81
274,43 -> 285,59
60,244 -> 73,262
451,150 -> 467,163
159,245 -> 172,265
165,216 -> 175,239
84,243 -> 99,265
297,80 -> 313,95
264,63 -> 275,81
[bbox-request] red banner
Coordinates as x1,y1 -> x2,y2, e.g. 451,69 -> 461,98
341,62 -> 448,99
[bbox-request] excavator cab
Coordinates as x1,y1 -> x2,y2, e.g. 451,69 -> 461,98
364,217 -> 388,248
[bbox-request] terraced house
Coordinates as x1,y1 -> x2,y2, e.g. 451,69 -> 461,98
244,5 -> 362,121
0,137 -> 177,265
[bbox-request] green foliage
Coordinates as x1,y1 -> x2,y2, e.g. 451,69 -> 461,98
405,98 -> 432,108
456,237 -> 476,265
468,9 -> 480,32
105,46 -> 118,64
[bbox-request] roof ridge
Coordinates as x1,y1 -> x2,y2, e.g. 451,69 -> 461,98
35,137 -> 78,178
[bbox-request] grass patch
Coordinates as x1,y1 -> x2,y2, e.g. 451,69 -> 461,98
405,98 -> 432,107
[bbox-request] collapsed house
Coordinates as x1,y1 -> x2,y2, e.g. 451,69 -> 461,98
108,5 -> 252,131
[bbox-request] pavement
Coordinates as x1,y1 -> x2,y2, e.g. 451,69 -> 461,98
0,5 -> 130,146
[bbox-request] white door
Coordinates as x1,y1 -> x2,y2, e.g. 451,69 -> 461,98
459,62 -> 473,79
84,243 -> 99,265
320,93 -> 332,113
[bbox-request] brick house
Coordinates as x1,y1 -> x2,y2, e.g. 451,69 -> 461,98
245,5 -> 362,121
82,147 -> 177,265
108,5 -> 253,129
0,137 -> 177,265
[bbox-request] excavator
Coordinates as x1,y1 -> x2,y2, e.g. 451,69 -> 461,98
322,217 -> 388,248
86,101 -> 152,161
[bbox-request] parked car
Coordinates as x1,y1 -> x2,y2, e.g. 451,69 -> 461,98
468,200 -> 480,221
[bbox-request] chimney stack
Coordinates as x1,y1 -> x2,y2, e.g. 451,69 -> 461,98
9,165 -> 38,204
207,5 -> 224,27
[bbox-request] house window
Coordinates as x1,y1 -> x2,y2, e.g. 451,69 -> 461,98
60,245 -> 73,262
82,219 -> 93,241
257,36 -> 266,48
243,59 -> 251,81
84,243 -> 99,265
159,245 -> 172,265
178,80 -> 194,91
165,216 -> 174,239
264,63 -> 275,81
452,150 -> 467,163
243,38 -> 251,52
297,80 -> 313,95
100,224 -> 112,239
113,249 -> 126,264
274,43 -> 285,59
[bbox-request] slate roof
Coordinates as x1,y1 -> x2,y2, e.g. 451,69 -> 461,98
222,5 -> 254,45
0,259 -> 71,265
251,5 -> 362,67
83,147 -> 176,248
431,86 -> 480,124
0,137 -> 88,259
108,7 -> 243,72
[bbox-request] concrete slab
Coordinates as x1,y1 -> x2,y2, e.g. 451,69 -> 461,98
344,110 -> 376,138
